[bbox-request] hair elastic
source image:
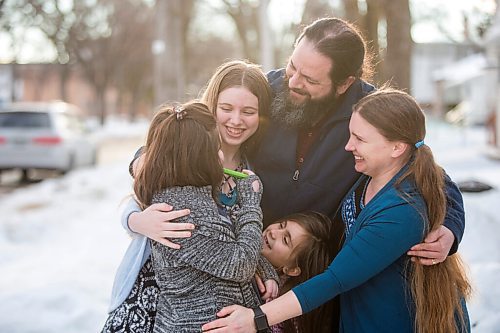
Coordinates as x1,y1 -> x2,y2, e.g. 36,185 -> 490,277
174,105 -> 186,120
415,140 -> 425,149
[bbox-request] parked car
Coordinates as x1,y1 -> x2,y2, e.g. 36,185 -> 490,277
0,101 -> 97,179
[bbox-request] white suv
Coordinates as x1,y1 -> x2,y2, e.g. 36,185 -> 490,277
0,101 -> 97,178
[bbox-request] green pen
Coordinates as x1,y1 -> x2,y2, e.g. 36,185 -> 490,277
223,168 -> 249,179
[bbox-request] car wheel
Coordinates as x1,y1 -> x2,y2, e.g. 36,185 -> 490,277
21,169 -> 30,182
90,149 -> 98,166
61,154 -> 75,175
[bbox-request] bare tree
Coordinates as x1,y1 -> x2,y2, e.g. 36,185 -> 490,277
339,0 -> 411,89
0,0 -> 6,19
1,0 -> 91,99
4,0 -> 161,123
363,0 -> 382,82
109,1 -> 155,120
341,0 -> 360,24
153,0 -> 194,105
301,0 -> 335,25
259,0 -> 274,71
382,0 -> 412,90
221,0 -> 261,62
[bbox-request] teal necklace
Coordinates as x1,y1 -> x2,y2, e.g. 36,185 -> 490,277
219,175 -> 238,207
219,162 -> 244,207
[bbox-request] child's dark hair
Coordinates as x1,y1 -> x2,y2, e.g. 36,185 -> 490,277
278,211 -> 342,333
134,101 -> 223,208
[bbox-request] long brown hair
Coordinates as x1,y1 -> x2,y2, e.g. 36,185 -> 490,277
278,211 -> 341,333
134,102 -> 223,208
353,89 -> 472,333
200,60 -> 272,156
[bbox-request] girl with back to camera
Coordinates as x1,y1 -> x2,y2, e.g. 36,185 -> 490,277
134,101 -> 266,332
102,60 -> 275,333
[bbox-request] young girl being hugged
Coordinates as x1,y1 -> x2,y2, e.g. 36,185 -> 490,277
135,101 -> 267,332
263,211 -> 342,333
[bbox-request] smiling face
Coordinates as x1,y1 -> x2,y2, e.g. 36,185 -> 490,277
216,86 -> 259,152
273,37 -> 357,129
285,38 -> 333,106
345,111 -> 407,180
261,220 -> 309,270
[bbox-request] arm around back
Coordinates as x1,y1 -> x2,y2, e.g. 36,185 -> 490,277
153,175 -> 264,283
293,203 -> 424,313
442,174 -> 465,254
120,197 -> 142,235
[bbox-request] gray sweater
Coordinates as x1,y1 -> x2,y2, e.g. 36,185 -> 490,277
151,175 -> 273,333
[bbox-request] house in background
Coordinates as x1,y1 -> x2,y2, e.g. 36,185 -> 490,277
0,64 -> 95,113
413,5 -> 500,153
409,41 -> 497,125
0,63 -> 147,121
411,42 -> 476,108
431,53 -> 496,126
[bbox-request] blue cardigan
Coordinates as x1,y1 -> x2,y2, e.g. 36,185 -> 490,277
108,198 -> 147,312
292,170 -> 469,332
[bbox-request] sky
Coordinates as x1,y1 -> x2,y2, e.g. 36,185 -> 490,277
0,118 -> 499,332
0,0 -> 497,64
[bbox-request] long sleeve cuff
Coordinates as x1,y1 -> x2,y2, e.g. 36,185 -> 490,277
121,197 -> 142,235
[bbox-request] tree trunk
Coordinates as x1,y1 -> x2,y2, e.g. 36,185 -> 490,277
302,0 -> 333,25
58,64 -> 69,101
383,0 -> 412,91
342,0 -> 360,24
223,0 -> 259,63
364,0 -> 382,83
128,90 -> 140,122
259,0 -> 274,71
96,88 -> 106,125
154,0 -> 186,106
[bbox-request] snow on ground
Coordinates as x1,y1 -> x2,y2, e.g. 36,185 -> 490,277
0,120 -> 499,332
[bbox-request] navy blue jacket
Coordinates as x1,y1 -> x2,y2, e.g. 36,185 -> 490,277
251,69 -> 465,253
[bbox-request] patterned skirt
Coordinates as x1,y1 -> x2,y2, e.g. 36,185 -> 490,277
101,257 -> 159,333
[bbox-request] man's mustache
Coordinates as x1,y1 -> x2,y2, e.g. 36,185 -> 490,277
289,87 -> 309,97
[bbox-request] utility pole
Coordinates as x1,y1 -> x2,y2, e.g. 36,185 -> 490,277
152,0 -> 185,108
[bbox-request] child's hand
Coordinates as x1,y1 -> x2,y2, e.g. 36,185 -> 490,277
255,274 -> 279,302
235,173 -> 263,207
241,169 -> 260,192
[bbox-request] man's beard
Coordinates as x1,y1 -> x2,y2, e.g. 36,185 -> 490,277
271,77 -> 338,129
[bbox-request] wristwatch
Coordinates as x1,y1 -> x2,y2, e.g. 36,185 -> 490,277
252,306 -> 270,333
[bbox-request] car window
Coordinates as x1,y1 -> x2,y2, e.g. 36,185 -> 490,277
0,112 -> 51,128
54,113 -> 85,133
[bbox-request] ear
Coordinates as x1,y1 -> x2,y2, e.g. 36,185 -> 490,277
391,142 -> 408,158
283,266 -> 301,277
335,76 -> 356,96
